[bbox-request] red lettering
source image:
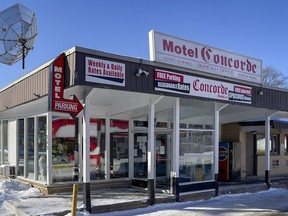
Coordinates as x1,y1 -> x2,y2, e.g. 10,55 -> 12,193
162,40 -> 257,74
192,79 -> 228,95
163,39 -> 198,58
228,58 -> 233,67
252,64 -> 257,73
201,47 -> 212,63
175,45 -> 182,54
163,39 -> 174,52
234,60 -> 239,69
246,59 -> 252,72
214,54 -> 219,64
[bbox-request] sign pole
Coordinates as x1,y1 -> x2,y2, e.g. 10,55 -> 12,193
83,98 -> 91,212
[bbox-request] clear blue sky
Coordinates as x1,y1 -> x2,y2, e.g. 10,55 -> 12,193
0,0 -> 287,88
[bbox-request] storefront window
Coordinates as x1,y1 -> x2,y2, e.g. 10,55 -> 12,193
37,116 -> 47,181
27,118 -> 34,179
52,116 -> 78,182
17,119 -> 24,176
110,120 -> 129,178
90,118 -> 105,180
179,99 -> 215,183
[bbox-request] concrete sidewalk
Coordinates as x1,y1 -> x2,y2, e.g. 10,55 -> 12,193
4,178 -> 288,216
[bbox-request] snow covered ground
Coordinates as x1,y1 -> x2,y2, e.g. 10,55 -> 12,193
0,178 -> 288,215
0,178 -> 42,215
90,188 -> 288,216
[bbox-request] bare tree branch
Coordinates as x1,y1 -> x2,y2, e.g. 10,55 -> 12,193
262,66 -> 288,88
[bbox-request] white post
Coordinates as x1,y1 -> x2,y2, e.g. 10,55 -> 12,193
214,108 -> 220,196
128,119 -> 134,179
83,98 -> 91,212
78,116 -> 83,182
24,118 -> 28,178
34,117 -> 38,181
265,114 -> 271,187
105,117 -> 110,180
214,109 -> 220,176
172,98 -> 180,201
214,103 -> 228,196
47,113 -> 52,185
83,99 -> 91,182
148,102 -> 155,205
15,120 -> 19,176
0,121 -> 3,165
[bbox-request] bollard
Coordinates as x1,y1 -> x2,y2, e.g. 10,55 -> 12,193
71,184 -> 78,216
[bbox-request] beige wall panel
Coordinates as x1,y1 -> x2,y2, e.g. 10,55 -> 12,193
0,68 -> 49,112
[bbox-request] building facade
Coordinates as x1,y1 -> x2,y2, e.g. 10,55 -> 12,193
1,32 -> 288,201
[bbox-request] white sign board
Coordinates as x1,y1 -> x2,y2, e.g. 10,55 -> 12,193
155,69 -> 252,104
149,30 -> 262,84
85,57 -> 125,86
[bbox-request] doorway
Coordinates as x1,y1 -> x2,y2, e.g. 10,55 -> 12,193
133,132 -> 172,189
246,132 -> 256,176
155,133 -> 172,189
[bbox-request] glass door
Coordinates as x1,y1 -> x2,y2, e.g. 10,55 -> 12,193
133,131 -> 172,189
134,133 -> 148,179
155,133 -> 172,189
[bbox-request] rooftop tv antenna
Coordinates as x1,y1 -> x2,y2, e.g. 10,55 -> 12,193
0,3 -> 37,76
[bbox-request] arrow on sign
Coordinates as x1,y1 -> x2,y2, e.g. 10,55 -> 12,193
53,96 -> 83,119
50,53 -> 83,118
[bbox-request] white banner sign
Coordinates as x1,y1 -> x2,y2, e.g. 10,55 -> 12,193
149,30 -> 262,84
85,57 -> 125,86
155,69 -> 252,104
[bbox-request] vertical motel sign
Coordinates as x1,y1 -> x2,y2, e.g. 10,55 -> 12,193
49,53 -> 83,118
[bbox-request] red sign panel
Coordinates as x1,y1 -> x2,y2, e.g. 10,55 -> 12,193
50,53 -> 83,118
219,143 -> 229,181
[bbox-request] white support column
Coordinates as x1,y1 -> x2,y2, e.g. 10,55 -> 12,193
83,98 -> 91,212
148,102 -> 155,205
0,121 -> 3,165
46,113 -> 52,185
147,96 -> 163,205
172,98 -> 180,201
0,122 -> 2,165
214,103 -> 228,196
83,99 -> 91,182
15,120 -> 19,176
214,109 -> 220,176
24,118 -> 28,178
128,119 -> 134,179
105,117 -> 110,180
263,111 -> 279,187
78,116 -> 83,182
34,117 -> 38,181
265,114 -> 271,187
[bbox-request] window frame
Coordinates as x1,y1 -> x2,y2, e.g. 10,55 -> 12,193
256,133 -> 280,155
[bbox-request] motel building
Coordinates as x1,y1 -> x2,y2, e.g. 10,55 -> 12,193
1,30 -> 288,204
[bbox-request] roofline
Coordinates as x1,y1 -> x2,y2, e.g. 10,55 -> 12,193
0,59 -> 53,93
69,46 -> 266,88
71,46 -> 152,65
1,46 -> 288,93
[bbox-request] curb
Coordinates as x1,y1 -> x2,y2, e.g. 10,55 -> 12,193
91,200 -> 149,214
